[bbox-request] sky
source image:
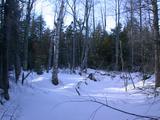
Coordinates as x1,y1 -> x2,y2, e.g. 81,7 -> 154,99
35,0 -> 116,32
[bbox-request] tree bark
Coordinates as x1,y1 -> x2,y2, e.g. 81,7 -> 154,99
0,0 -> 4,89
130,0 -> 134,70
139,0 -> 144,72
1,0 -> 11,100
23,0 -> 35,70
52,0 -> 65,85
92,0 -> 95,31
151,0 -> 160,87
115,0 -> 120,70
12,0 -> 21,83
81,0 -> 91,73
72,0 -> 76,72
47,32 -> 54,73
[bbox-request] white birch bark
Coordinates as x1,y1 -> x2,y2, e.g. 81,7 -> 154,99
52,0 -> 65,85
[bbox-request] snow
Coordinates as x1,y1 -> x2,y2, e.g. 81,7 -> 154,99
0,69 -> 160,120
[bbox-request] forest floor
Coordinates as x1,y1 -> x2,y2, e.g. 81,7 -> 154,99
0,69 -> 160,120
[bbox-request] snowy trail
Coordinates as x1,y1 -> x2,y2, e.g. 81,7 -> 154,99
1,70 -> 160,120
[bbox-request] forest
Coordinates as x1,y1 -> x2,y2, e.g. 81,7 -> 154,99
0,0 -> 160,120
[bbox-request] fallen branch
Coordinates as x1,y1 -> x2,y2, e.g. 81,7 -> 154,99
75,78 -> 88,96
75,81 -> 85,96
68,99 -> 160,120
90,100 -> 160,120
75,88 -> 81,96
51,98 -> 160,120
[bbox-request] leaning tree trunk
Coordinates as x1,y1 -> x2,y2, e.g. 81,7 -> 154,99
151,0 -> 160,88
52,0 -> 65,85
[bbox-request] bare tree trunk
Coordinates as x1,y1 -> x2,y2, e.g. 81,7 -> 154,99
52,0 -> 65,85
120,41 -> 124,71
104,0 -> 107,30
14,30 -> 21,83
139,0 -> 144,72
13,0 -> 21,83
151,0 -> 160,88
92,0 -> 95,31
81,0 -> 91,73
72,0 -> 76,72
115,0 -> 120,70
129,0 -> 134,70
0,0 -> 4,89
23,0 -> 35,70
47,32 -> 54,73
100,6 -> 104,30
1,0 -> 11,100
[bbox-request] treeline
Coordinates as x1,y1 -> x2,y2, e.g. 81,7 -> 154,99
0,0 -> 51,100
0,0 -> 160,100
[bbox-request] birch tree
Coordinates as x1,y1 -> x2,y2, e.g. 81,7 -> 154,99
52,0 -> 65,85
47,30 -> 54,73
81,0 -> 92,73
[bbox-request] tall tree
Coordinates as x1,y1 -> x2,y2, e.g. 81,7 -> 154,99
81,0 -> 92,72
139,0 -> 143,71
23,0 -> 35,70
151,0 -> 160,87
92,0 -> 95,31
12,0 -> 21,82
1,0 -> 14,100
0,0 -> 5,90
52,0 -> 65,85
72,0 -> 76,72
66,0 -> 77,72
115,0 -> 120,70
130,0 -> 134,70
47,30 -> 54,73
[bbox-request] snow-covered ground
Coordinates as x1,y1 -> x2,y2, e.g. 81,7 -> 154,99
0,69 -> 160,120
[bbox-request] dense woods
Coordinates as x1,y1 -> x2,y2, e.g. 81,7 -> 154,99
0,0 -> 160,100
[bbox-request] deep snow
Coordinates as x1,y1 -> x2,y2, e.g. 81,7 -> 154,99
0,69 -> 160,120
